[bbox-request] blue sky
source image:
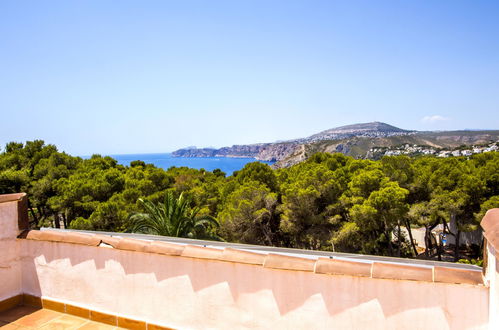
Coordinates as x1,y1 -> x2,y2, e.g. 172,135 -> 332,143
1,0 -> 498,155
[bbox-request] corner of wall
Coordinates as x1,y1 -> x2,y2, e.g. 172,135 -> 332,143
481,208 -> 499,329
0,193 -> 28,301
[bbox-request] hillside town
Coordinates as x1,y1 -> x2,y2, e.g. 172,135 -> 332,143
370,141 -> 499,158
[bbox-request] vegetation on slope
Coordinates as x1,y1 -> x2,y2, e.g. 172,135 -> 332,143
275,132 -> 499,166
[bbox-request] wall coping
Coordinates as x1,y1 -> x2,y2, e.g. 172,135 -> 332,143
19,229 -> 485,286
0,193 -> 26,204
51,228 -> 483,271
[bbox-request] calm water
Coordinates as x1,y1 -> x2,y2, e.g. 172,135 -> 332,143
109,153 -> 275,176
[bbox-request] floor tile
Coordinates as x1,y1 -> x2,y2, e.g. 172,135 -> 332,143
11,309 -> 60,328
0,307 -> 125,329
0,306 -> 40,324
38,314 -> 87,330
76,321 -> 118,330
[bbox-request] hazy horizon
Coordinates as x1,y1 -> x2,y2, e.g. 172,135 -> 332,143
1,1 -> 499,155
33,121 -> 499,157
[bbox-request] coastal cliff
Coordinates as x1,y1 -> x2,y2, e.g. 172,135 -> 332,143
172,143 -> 300,162
173,145 -> 262,158
172,122 -> 499,168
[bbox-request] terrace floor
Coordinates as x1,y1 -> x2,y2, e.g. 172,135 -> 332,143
0,306 -> 123,329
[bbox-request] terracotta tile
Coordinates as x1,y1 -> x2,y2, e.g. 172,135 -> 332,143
26,230 -> 66,242
60,233 -> 101,246
42,299 -> 65,313
118,316 -> 146,329
0,306 -> 40,323
0,296 -> 22,313
263,253 -> 315,272
115,238 -> 150,252
220,248 -> 266,265
95,235 -> 121,248
90,311 -> 117,326
23,294 -> 42,308
0,322 -> 20,329
315,258 -> 372,277
38,314 -> 87,329
181,245 -> 223,260
372,262 -> 433,282
13,309 -> 61,327
25,230 -> 44,240
434,266 -> 483,285
77,320 -> 117,329
144,241 -> 184,256
147,323 -> 176,330
66,305 -> 89,319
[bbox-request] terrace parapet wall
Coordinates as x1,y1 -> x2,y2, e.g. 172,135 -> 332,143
0,193 -> 494,329
19,229 -> 485,286
481,208 -> 499,329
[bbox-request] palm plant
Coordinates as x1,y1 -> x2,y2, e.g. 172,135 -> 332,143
129,191 -> 220,240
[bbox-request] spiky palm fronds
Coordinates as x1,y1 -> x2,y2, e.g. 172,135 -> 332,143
129,191 -> 220,239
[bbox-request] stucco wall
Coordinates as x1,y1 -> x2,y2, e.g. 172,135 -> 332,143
20,240 -> 489,330
481,208 -> 499,330
0,198 -> 22,301
496,258 -> 499,330
486,244 -> 498,330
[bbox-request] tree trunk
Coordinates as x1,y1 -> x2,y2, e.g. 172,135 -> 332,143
53,214 -> 60,228
397,222 -> 401,257
424,221 -> 439,257
436,220 -> 443,261
62,212 -> 68,229
405,219 -> 418,257
39,206 -> 47,222
424,225 -> 431,257
28,202 -> 39,228
382,218 -> 394,256
454,229 -> 461,262
387,230 -> 394,256
442,217 -> 460,261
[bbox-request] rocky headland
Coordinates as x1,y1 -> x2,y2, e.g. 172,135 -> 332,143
172,122 -> 499,168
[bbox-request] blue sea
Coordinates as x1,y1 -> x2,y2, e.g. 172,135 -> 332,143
109,153 -> 275,176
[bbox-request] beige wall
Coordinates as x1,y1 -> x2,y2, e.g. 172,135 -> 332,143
20,240 -> 489,330
0,199 -> 22,301
486,244 -> 498,329
495,258 -> 499,330
481,208 -> 499,330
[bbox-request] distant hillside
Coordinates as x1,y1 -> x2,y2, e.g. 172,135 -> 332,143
306,122 -> 412,142
172,122 -> 499,167
276,131 -> 499,167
